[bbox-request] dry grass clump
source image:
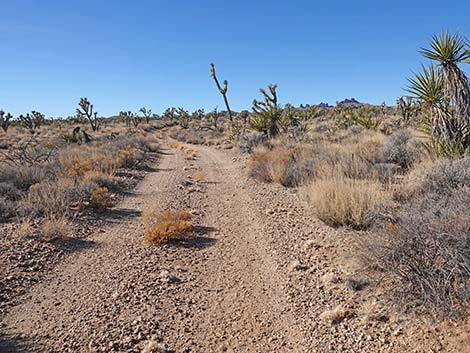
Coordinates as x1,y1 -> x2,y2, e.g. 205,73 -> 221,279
307,176 -> 390,228
248,144 -> 315,187
143,210 -> 193,245
319,305 -> 348,324
41,216 -> 70,241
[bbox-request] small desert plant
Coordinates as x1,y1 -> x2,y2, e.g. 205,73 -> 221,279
143,210 -> 193,245
89,186 -> 113,210
41,216 -> 70,241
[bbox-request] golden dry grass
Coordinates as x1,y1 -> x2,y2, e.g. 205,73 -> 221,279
41,216 -> 70,241
143,210 -> 193,245
306,176 -> 390,228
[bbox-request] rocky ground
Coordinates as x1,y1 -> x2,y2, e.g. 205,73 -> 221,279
0,141 -> 468,352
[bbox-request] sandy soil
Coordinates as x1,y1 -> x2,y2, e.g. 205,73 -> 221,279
0,141 -> 466,352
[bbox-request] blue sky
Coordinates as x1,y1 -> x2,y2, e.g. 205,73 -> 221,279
1,1 -> 469,117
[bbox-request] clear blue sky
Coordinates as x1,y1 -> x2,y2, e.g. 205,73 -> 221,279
1,1 -> 469,117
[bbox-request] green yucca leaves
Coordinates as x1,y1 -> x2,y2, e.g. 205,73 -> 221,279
406,64 -> 444,106
420,31 -> 470,65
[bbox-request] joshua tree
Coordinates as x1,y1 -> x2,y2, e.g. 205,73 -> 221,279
420,32 -> 470,122
120,111 -> 141,129
77,98 -> 100,131
251,84 -> 283,138
139,107 -> 153,124
191,108 -> 205,121
18,111 -> 45,131
163,107 -> 177,122
0,111 -> 13,133
175,108 -> 190,129
396,96 -> 418,123
210,63 -> 233,122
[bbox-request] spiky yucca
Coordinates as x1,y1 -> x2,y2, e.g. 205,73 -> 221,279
420,32 -> 470,120
407,32 -> 470,156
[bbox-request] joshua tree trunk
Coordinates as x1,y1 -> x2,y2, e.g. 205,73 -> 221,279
210,63 -> 233,122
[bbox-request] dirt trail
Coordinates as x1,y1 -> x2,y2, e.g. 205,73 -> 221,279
0,143 -> 306,352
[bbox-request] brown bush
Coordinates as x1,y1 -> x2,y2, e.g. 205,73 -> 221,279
143,210 -> 193,245
89,186 -> 114,211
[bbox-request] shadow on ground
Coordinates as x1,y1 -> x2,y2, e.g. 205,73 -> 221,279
50,237 -> 97,253
102,208 -> 142,224
168,226 -> 217,249
0,334 -> 39,353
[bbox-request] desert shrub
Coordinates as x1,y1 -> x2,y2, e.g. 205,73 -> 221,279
83,170 -> 122,192
118,144 -> 145,168
247,146 -> 273,183
239,132 -> 268,153
89,186 -> 114,211
0,182 -> 23,201
0,164 -> 47,190
41,216 -> 70,241
363,186 -> 470,315
375,129 -> 423,169
144,210 -> 193,245
18,179 -> 98,217
306,176 -> 390,228
0,196 -> 15,222
417,157 -> 470,196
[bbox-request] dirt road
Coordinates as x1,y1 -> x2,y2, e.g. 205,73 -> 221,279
0,144 -> 307,352
1,142 -> 447,353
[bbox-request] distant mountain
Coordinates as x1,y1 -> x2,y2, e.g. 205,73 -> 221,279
298,102 -> 332,109
337,98 -> 363,106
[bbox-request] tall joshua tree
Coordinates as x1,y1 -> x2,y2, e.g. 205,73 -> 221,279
210,63 -> 233,122
420,32 -> 470,121
77,98 -> 100,131
139,107 -> 153,124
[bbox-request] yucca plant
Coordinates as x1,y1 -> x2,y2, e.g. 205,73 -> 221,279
420,32 -> 470,120
407,63 -> 470,156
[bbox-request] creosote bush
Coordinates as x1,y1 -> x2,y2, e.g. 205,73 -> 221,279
143,210 -> 193,245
